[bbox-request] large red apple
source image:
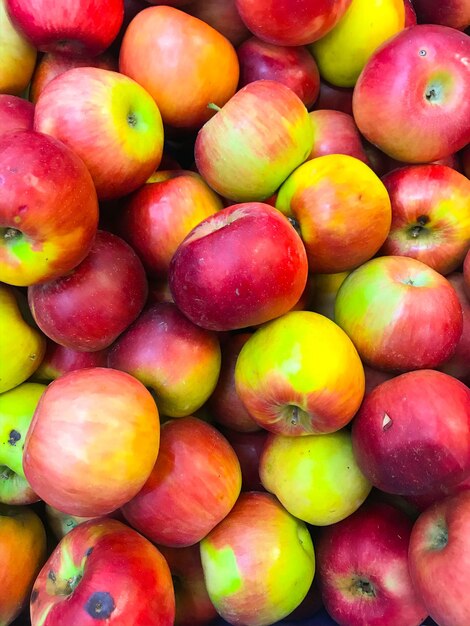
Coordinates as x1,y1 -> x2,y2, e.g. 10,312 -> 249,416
352,369 -> 470,496
0,94 -> 33,136
169,202 -> 308,331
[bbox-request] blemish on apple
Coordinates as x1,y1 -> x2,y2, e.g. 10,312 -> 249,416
85,591 -> 116,619
7,430 -> 21,446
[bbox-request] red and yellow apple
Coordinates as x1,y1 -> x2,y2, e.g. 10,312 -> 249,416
34,340 -> 108,383
0,94 -> 33,136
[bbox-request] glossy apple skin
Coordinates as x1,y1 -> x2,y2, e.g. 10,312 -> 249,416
5,0 -> 123,56
308,110 -> 369,163
119,6 -> 239,130
235,0 -> 352,46
0,131 -> 99,287
276,154 -> 392,274
334,255 -> 463,371
0,0 -> 36,95
313,79 -> 354,114
194,80 -> 314,202
409,492 -> 470,626
169,203 -> 308,331
218,427 -> 268,491
235,310 -> 365,436
237,37 -> 320,109
260,429 -> 372,526
122,417 -> 242,547
439,273 -> 470,385
108,302 -> 221,418
31,517 -> 175,626
413,0 -> 470,31
23,368 -> 160,517
34,340 -> 108,382
0,504 -> 47,626
28,231 -> 148,352
404,0 -> 417,25
200,491 -> 315,626
34,67 -> 164,200
185,0 -> 250,46
353,25 -> 470,163
352,369 -> 470,496
317,502 -> 427,626
115,170 -> 222,279
0,95 -> 33,136
380,165 -> 470,275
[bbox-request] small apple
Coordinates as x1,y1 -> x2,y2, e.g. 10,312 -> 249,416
185,0 -> 250,46
0,0 -> 36,95
218,427 -> 268,491
310,271 -> 350,321
0,94 -> 34,136
307,110 -> 370,164
33,339 -> 108,383
412,0 -> 470,31
313,79 -> 354,114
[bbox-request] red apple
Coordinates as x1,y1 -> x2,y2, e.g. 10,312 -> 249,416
122,416 -> 242,547
317,501 -> 427,626
307,110 -> 370,163
464,248 -> 470,297
412,0 -> 470,31
404,0 -> 417,26
218,427 -> 268,491
462,144 -> 470,178
34,339 -> 108,382
353,25 -> 470,163
28,230 -> 148,352
30,517 -> 175,626
380,164 -> 470,274
313,79 -> 354,114
0,130 -> 99,287
0,94 -> 34,136
185,0 -> 250,46
5,0 -> 124,56
363,364 -> 396,395
23,367 -> 161,516
169,202 -> 308,331
352,369 -> 470,496
439,273 -> 470,384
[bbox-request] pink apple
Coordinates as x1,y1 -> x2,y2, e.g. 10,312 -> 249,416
439,273 -> 470,384
412,0 -> 470,31
0,94 -> 34,136
352,369 -> 470,496
185,0 -> 250,46
28,231 -> 148,352
169,202 -> 308,331
353,25 -> 470,163
122,416 -> 242,547
34,339 -> 108,382
307,110 -> 370,163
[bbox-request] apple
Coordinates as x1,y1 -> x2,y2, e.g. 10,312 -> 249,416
34,67 -> 164,200
352,369 -> 470,496
169,203 -> 308,331
464,248 -> 470,297
119,6 -> 239,130
30,517 -> 175,626
412,0 -> 470,31
200,491 -> 315,626
0,283 -> 46,393
218,427 -> 268,491
334,255 -> 463,371
307,110 -> 370,163
380,164 -> 470,274
276,154 -> 392,274
313,79 -> 354,114
28,230 -> 148,352
260,428 -> 372,525
439,273 -> 470,384
0,130 -> 99,287
5,0 -> 124,56
363,364 -> 396,395
237,37 -> 320,109
45,504 -> 97,541
114,170 -> 222,279
185,0 -> 250,46
0,95 -> 33,136
462,144 -> 470,178
0,504 -> 47,626
0,382 -> 45,505
107,302 -> 221,418
310,271 -> 350,321
0,0 -> 36,95
234,0 -> 353,46
235,310 -> 365,435
408,491 -> 470,626
194,80 -> 314,202
317,501 -> 428,626
23,367 -> 161,517
404,0 -> 417,25
34,339 -> 108,382
353,25 -> 470,163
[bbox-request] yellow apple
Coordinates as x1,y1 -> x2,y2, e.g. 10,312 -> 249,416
0,0 -> 37,95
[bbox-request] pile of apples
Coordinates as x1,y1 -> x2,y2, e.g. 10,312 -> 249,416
1,0 -> 470,625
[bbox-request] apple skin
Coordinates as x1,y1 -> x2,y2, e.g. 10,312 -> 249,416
334,255 -> 464,371
0,130 -> 99,287
462,144 -> 470,178
33,339 -> 108,382
169,202 -> 308,331
5,0 -> 123,56
114,170 -> 222,280
200,491 -> 315,626
0,504 -> 47,626
260,429 -> 372,526
234,0 -> 352,46
464,248 -> 470,297
313,79 -> 354,114
0,0 -> 37,95
404,0 -> 417,25
34,67 -> 164,201
0,95 -> 34,136
235,310 -> 365,436
108,302 -> 221,418
412,0 -> 470,31
185,0 -> 250,46
408,491 -> 470,626
218,427 -> 268,491
363,364 -> 396,395
23,367 -> 161,517
353,25 -> 470,163
194,80 -> 314,202
237,37 -> 320,109
317,501 -> 428,626
310,271 -> 350,321
380,165 -> 470,275
352,369 -> 470,496
122,416 -> 242,547
439,273 -> 470,385
28,230 -> 148,352
307,110 -> 369,163
30,517 -> 175,626
276,154 -> 392,274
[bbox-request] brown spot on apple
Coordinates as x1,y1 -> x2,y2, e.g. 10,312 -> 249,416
8,430 -> 21,445
85,591 -> 116,620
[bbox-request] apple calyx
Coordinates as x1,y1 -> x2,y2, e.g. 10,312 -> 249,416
408,215 -> 430,239
426,518 -> 449,551
350,576 -> 377,599
1,227 -> 22,242
127,112 -> 138,128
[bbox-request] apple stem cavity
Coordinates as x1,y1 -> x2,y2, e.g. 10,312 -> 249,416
0,466 -> 14,481
351,577 -> 377,598
2,227 -> 22,242
409,215 -> 430,239
127,112 -> 138,128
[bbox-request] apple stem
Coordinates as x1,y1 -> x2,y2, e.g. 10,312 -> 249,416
207,102 -> 222,112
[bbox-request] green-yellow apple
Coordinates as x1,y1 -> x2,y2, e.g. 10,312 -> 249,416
260,429 -> 372,526
200,491 -> 315,626
45,504 -> 96,541
235,310 -> 365,435
310,271 -> 350,321
0,0 -> 36,95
